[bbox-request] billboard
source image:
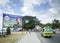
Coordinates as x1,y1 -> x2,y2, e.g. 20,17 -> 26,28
3,13 -> 23,30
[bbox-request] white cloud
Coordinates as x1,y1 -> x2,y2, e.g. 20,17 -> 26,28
4,5 -> 16,14
48,0 -> 60,20
49,8 -> 58,14
0,0 -> 60,24
21,0 -> 60,24
49,0 -> 60,8
0,9 -> 3,14
0,0 -> 17,29
21,0 -> 47,15
0,0 -> 9,6
33,11 -> 54,24
0,0 -> 17,15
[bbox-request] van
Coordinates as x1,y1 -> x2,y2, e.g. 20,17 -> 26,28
41,26 -> 53,38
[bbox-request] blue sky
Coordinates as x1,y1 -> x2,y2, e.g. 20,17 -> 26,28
0,0 -> 60,24
33,1 -> 51,12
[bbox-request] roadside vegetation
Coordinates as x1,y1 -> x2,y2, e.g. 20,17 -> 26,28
39,19 -> 60,30
22,16 -> 60,30
0,32 -> 24,43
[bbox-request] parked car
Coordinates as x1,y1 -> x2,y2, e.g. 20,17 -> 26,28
0,29 -> 7,37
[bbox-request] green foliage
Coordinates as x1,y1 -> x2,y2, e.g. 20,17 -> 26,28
17,24 -> 21,28
40,19 -> 60,30
52,19 -> 60,29
6,26 -> 11,35
22,16 -> 36,30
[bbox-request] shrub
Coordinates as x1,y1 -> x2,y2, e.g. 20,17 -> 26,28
6,26 -> 11,35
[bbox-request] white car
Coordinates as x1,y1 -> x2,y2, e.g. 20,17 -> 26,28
0,29 -> 7,37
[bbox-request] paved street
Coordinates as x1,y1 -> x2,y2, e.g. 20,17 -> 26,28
36,31 -> 60,43
16,31 -> 60,43
16,32 -> 41,43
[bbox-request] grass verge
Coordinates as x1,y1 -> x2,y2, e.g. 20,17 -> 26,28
0,32 -> 24,43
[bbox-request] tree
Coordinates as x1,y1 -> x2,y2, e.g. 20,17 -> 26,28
6,26 -> 11,35
34,17 -> 40,25
52,19 -> 60,29
22,16 -> 36,30
45,23 -> 52,26
39,23 -> 45,28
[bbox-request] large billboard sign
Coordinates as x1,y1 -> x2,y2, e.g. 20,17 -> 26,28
3,13 -> 23,30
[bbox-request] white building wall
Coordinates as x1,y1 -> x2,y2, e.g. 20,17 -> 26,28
0,13 -> 3,30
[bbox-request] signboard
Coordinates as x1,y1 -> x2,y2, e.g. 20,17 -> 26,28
25,20 -> 29,24
3,13 -> 23,30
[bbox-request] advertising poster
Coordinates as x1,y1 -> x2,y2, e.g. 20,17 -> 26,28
3,13 -> 23,30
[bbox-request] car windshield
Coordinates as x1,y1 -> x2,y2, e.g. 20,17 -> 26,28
44,28 -> 53,32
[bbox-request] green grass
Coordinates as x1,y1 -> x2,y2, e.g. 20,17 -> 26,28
0,32 -> 24,43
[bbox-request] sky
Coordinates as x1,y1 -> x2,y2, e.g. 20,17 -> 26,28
0,0 -> 60,24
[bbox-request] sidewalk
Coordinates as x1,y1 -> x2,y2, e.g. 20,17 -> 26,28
16,32 -> 41,43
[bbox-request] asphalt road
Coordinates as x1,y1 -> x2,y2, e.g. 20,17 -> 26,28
36,31 -> 60,43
